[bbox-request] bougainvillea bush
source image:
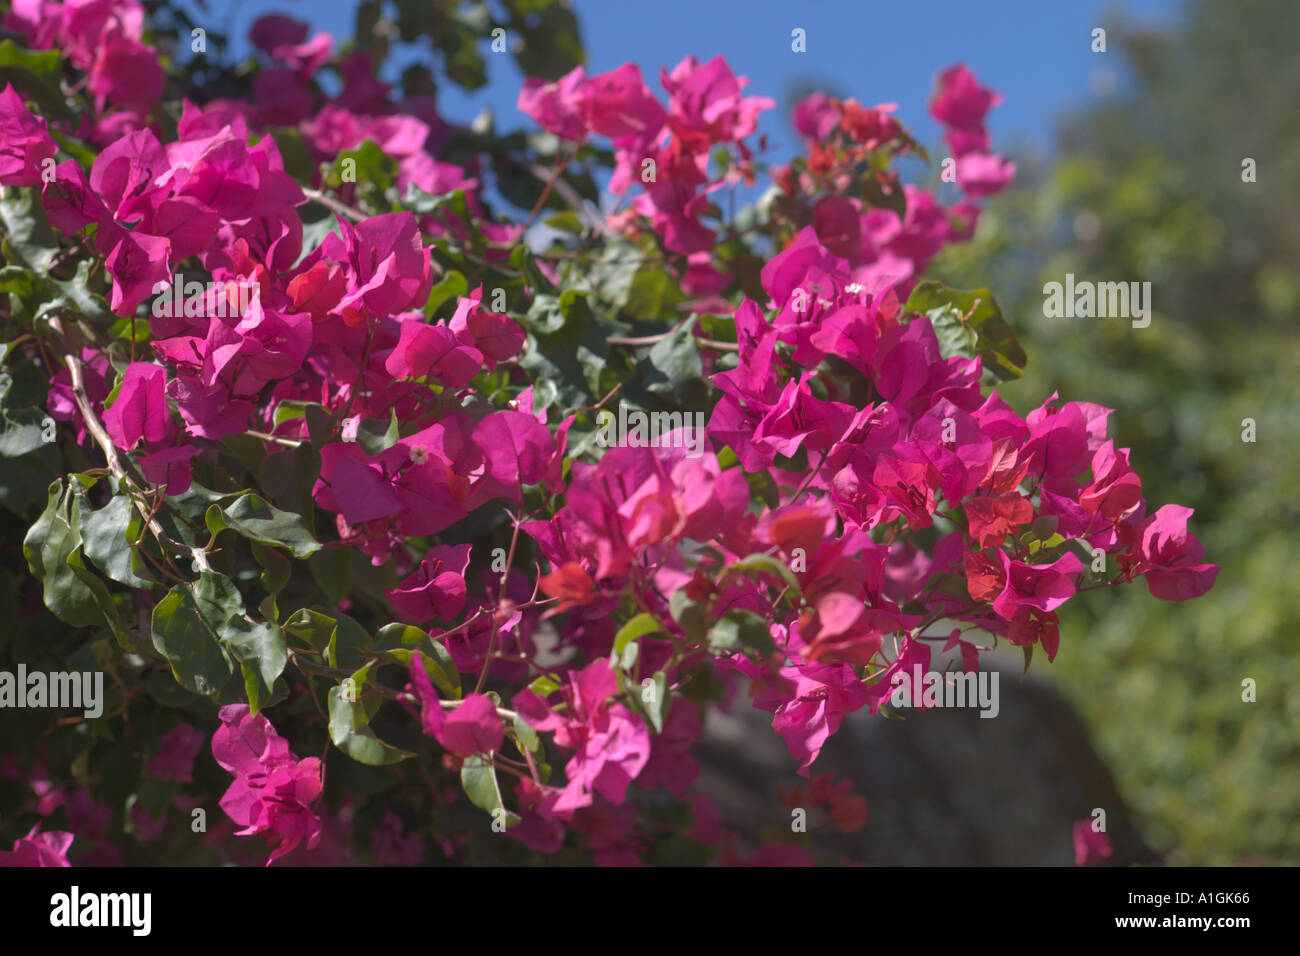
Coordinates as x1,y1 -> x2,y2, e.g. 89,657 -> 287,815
0,0 -> 1217,867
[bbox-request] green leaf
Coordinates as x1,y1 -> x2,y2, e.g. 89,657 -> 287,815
250,540 -> 291,596
284,608 -> 337,653
612,612 -> 661,662
324,139 -> 397,195
327,662 -> 413,765
213,492 -> 320,558
512,711 -> 540,753
425,269 -> 468,317
0,40 -> 65,116
328,613 -> 374,670
641,671 -> 668,733
720,552 -> 802,594
460,755 -> 520,825
0,441 -> 58,516
382,634 -> 460,698
150,575 -> 237,697
508,2 -> 585,80
521,290 -> 612,408
356,409 -> 401,456
625,265 -> 686,321
707,610 -> 776,656
0,259 -> 113,323
0,187 -> 58,273
637,316 -> 705,403
0,405 -> 52,457
668,590 -> 709,645
528,674 -> 561,697
222,618 -> 287,715
904,280 -> 1027,381
543,211 -> 584,233
81,494 -> 155,589
21,480 -> 116,628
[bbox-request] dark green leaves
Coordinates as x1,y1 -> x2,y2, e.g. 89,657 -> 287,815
324,140 -> 397,199
707,610 -> 776,656
612,612 -> 661,670
904,280 -> 1027,381
461,755 -> 519,826
205,492 -> 320,558
150,573 -> 238,698
22,480 -> 119,630
223,617 -> 288,715
150,569 -> 285,708
720,552 -> 802,594
521,290 -> 613,408
636,317 -> 707,405
669,590 -> 709,645
0,40 -> 64,116
327,661 -> 413,765
82,493 -> 155,589
0,188 -> 58,273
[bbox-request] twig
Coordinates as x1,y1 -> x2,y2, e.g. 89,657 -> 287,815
302,187 -> 368,223
47,316 -> 212,574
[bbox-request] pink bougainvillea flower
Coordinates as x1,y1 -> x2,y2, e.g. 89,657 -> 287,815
331,211 -> 433,321
211,704 -> 323,866
1121,504 -> 1220,601
147,723 -> 207,783
474,409 -> 555,494
138,443 -> 199,495
370,810 -> 423,865
954,151 -> 1017,197
386,542 -> 471,623
89,34 -> 164,114
518,65 -> 588,141
659,54 -> 773,148
576,63 -> 666,150
102,362 -> 171,450
1073,819 -> 1114,866
792,91 -> 840,141
102,226 -> 172,317
513,658 -> 651,814
0,825 -> 74,867
449,286 -> 525,369
1080,441 -> 1143,522
384,318 -> 483,387
992,551 -> 1084,620
407,655 -> 504,759
0,83 -> 57,186
929,63 -> 1001,156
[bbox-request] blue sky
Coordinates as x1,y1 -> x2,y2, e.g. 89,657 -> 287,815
217,0 -> 1184,162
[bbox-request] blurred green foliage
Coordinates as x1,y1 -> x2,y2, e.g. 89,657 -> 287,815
934,0 -> 1300,863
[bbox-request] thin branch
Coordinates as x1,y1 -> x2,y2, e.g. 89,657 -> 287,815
301,187 -> 368,223
47,315 -> 211,574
